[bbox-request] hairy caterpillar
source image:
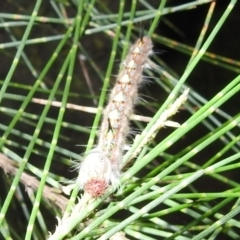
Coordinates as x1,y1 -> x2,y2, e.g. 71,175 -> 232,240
77,36 -> 153,197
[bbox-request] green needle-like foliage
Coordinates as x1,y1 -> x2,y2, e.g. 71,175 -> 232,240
0,0 -> 239,239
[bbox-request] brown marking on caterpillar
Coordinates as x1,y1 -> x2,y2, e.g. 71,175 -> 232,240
78,36 -> 153,197
84,179 -> 108,198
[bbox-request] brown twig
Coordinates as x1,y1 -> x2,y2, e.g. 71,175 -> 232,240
0,153 -> 68,211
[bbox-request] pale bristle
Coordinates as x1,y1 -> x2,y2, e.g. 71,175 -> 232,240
78,37 -> 153,197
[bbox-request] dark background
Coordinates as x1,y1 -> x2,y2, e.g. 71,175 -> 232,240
0,0 -> 240,239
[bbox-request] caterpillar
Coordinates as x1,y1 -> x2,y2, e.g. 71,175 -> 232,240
77,36 -> 153,197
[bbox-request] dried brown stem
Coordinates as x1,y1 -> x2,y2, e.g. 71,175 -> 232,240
0,153 -> 68,211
